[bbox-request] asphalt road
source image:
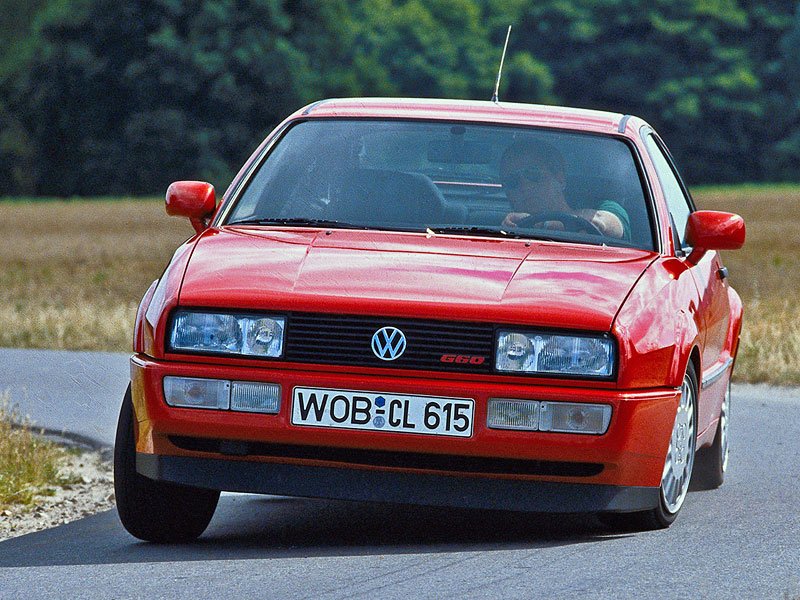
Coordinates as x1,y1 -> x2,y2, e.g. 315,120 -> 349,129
0,348 -> 128,447
0,349 -> 798,599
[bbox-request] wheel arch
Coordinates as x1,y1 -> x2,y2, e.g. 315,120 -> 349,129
689,346 -> 702,387
666,305 -> 703,389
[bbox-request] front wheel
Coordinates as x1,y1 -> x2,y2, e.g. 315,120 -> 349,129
114,385 -> 220,542
602,362 -> 698,530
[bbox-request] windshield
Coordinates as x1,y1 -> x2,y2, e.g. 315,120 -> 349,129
225,119 -> 654,250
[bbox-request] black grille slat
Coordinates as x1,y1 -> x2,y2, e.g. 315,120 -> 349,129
169,436 -> 604,478
291,330 -> 483,338
291,320 -> 488,331
289,326 -> 490,337
287,342 -> 490,352
408,343 -> 492,350
284,312 -> 494,373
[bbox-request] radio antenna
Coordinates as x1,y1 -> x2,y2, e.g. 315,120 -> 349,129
491,26 -> 512,104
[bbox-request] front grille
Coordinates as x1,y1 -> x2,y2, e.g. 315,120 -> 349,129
284,313 -> 495,373
169,436 -> 604,478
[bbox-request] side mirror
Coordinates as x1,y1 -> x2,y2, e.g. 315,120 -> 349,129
166,181 -> 217,233
685,210 -> 745,265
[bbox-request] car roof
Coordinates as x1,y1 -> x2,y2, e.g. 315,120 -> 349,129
296,98 -> 640,136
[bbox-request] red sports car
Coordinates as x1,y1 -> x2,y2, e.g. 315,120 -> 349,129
114,98 -> 745,542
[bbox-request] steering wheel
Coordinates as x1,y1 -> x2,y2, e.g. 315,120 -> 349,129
515,211 -> 603,236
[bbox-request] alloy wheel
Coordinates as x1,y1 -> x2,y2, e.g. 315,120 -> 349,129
720,381 -> 730,473
661,373 -> 696,514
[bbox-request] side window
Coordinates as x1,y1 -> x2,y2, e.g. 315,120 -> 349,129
643,134 -> 693,250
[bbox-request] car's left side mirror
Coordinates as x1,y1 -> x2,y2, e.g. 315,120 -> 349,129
166,181 -> 217,234
685,210 -> 745,265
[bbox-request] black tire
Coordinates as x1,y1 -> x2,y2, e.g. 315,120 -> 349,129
114,385 -> 220,542
601,362 -> 699,531
691,380 -> 730,491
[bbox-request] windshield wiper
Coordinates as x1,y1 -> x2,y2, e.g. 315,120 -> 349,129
429,226 -> 513,238
226,217 -> 371,230
429,226 -> 559,241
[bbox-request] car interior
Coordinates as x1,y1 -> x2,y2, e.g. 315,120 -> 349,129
229,120 -> 656,251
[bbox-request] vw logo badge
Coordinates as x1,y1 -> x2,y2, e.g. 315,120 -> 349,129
371,326 -> 407,361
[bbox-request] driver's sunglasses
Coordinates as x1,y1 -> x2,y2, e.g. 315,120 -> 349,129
501,166 -> 548,190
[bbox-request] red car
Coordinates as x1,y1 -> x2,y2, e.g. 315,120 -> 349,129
114,98 -> 745,542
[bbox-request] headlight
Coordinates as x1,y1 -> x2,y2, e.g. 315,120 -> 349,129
169,310 -> 286,358
496,331 -> 614,377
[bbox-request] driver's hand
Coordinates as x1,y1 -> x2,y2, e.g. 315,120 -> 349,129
502,212 -> 566,230
576,209 -> 623,238
501,212 -> 529,228
541,220 -> 565,231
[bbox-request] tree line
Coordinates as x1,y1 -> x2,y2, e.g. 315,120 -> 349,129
1,0 -> 798,196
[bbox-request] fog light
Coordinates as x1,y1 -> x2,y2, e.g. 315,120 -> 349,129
539,402 -> 611,434
231,381 -> 281,413
487,399 -> 539,430
163,376 -> 230,410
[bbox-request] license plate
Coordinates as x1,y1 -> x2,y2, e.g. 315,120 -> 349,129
292,387 -> 474,437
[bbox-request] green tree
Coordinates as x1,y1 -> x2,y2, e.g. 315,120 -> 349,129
486,0 -> 794,183
2,0 -> 324,195
1,0 -> 799,194
2,0 -> 532,195
0,0 -> 53,78
769,1 -> 800,179
318,0 -> 515,100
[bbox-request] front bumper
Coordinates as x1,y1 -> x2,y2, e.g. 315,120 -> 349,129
130,354 -> 680,510
138,453 -> 660,513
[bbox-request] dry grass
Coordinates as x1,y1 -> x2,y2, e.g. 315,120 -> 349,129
0,198 -> 192,351
0,392 -> 80,510
0,190 -> 798,384
693,185 -> 800,385
734,298 -> 800,384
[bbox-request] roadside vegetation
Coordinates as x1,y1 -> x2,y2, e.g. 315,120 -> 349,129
693,185 -> 800,385
2,2 -> 797,196
1,188 -> 798,385
0,198 -> 189,351
0,392 -> 80,510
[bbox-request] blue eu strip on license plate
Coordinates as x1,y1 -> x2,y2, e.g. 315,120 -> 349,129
291,387 -> 474,437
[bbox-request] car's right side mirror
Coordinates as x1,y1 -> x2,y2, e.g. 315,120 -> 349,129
166,181 -> 217,234
684,210 -> 745,264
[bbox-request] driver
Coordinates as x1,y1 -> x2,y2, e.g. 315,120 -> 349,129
499,140 -> 630,240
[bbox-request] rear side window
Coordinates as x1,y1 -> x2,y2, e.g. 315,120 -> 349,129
643,134 -> 693,250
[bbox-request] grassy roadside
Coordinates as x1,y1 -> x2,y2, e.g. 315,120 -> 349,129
692,185 -> 800,385
0,186 -> 796,516
0,393 -> 81,511
0,198 -> 190,351
0,187 -> 798,384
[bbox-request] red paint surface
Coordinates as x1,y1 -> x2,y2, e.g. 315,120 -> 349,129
686,210 -> 746,264
175,228 -> 656,334
131,356 -> 679,487
133,99 -> 745,494
166,181 -> 217,233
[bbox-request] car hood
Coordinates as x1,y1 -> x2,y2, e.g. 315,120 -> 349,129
178,228 -> 656,331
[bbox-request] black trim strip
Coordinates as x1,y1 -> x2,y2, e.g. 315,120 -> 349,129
636,125 -> 666,255
137,453 -> 659,513
701,357 -> 733,389
168,436 -> 604,477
